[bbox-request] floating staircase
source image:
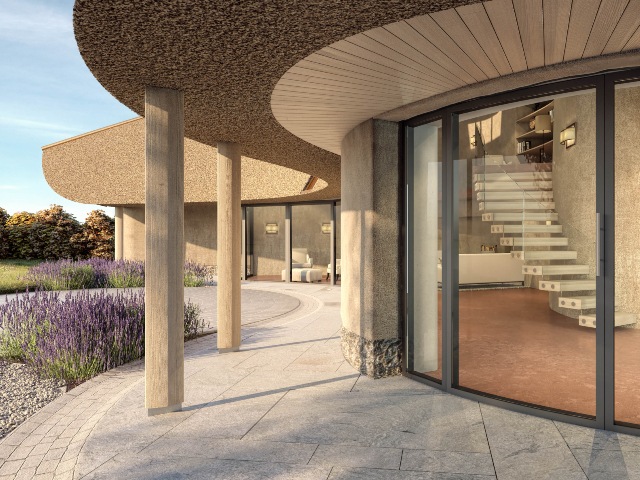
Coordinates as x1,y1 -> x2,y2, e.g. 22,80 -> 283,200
475,161 -> 636,328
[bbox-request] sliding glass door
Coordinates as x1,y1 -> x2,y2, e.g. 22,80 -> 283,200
407,119 -> 443,382
452,90 -> 598,417
403,72 -> 640,431
613,76 -> 640,429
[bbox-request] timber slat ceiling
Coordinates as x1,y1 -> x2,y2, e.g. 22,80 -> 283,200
272,0 -> 640,155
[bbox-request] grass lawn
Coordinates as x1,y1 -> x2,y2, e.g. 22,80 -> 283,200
0,259 -> 40,294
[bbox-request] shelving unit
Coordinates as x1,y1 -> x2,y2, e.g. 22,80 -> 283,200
520,139 -> 552,157
516,101 -> 554,162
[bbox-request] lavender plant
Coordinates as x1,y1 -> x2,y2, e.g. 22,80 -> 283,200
23,259 -> 208,290
23,260 -> 96,291
184,261 -> 209,287
105,260 -> 145,288
184,301 -> 204,339
0,290 -> 205,384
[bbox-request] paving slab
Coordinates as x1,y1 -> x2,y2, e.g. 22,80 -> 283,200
2,282 -> 640,479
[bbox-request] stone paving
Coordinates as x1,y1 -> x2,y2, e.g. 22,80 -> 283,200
2,282 -> 640,479
0,284 -> 301,334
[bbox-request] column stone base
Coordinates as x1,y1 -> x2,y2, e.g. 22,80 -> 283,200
340,327 -> 402,379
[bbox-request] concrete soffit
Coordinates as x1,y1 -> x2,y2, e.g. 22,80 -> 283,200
42,117 -> 330,206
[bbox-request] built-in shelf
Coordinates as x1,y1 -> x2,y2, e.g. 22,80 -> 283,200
520,139 -> 553,157
516,100 -> 554,162
516,129 -> 547,141
516,101 -> 554,124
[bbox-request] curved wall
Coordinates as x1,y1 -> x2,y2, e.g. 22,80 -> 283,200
42,118 -> 333,206
340,118 -> 402,378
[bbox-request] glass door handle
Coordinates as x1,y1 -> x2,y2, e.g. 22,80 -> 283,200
596,212 -> 603,277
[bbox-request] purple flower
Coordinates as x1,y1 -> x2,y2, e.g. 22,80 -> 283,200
0,290 -> 204,384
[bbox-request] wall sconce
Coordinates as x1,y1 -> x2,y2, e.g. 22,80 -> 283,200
321,223 -> 331,234
265,223 -> 278,234
560,124 -> 576,148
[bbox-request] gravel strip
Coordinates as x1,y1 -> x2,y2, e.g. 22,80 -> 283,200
0,360 -> 64,439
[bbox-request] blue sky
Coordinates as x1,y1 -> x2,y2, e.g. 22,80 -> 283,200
0,0 -> 135,221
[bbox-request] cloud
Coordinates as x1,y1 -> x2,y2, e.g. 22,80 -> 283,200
0,1 -> 73,47
0,116 -> 83,138
0,185 -> 20,191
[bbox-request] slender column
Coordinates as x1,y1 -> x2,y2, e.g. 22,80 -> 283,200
144,86 -> 184,415
285,205 -> 292,283
241,207 -> 247,280
217,142 -> 241,352
114,206 -> 124,260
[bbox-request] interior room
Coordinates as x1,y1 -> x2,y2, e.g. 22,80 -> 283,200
246,203 -> 340,284
409,86 -> 640,425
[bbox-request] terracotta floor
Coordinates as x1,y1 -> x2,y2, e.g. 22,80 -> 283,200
419,288 -> 640,425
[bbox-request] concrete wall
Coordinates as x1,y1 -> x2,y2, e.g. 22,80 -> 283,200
122,205 -> 217,265
123,207 -> 145,261
615,87 -> 640,324
184,204 -> 217,265
340,119 -> 401,378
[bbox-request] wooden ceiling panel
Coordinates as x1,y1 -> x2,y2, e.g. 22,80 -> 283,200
376,21 -> 476,84
429,9 -> 501,78
484,0 -> 528,72
290,62 -> 438,94
622,25 -> 640,51
402,14 -> 488,81
512,0 -> 545,69
543,0 -> 572,65
350,26 -> 466,88
564,0 -> 601,61
271,0 -> 640,155
584,0 -> 629,56
603,1 -> 640,53
324,42 -> 460,89
456,3 -> 514,75
310,49 -> 452,90
278,75 -> 435,99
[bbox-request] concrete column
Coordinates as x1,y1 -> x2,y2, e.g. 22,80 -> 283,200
144,86 -> 184,415
241,207 -> 247,280
340,119 -> 402,378
330,204 -> 336,286
114,206 -> 123,260
284,206 -> 292,283
217,142 -> 241,352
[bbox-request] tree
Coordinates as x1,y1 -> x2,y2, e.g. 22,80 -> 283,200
31,205 -> 82,260
0,207 -> 9,259
5,211 -> 37,259
71,210 -> 115,259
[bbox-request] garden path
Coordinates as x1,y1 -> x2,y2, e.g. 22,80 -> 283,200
0,283 -> 301,334
2,283 -> 640,479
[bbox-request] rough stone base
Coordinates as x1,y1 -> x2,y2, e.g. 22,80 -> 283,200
340,327 -> 402,378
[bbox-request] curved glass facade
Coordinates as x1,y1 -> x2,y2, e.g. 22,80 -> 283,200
405,69 -> 640,434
